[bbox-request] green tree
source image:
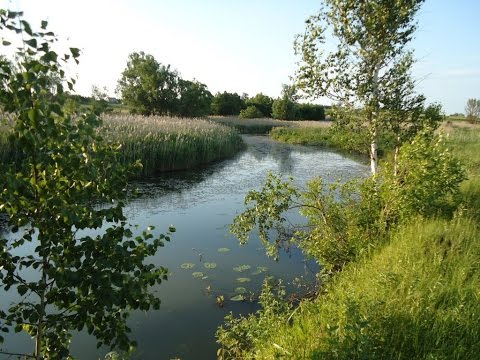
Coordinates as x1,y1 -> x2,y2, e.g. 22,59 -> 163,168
239,105 -> 264,119
117,52 -> 180,116
0,10 -> 174,358
246,93 -> 273,118
272,84 -> 298,120
465,98 -> 480,123
177,79 -> 213,117
210,91 -> 246,116
295,0 -> 425,175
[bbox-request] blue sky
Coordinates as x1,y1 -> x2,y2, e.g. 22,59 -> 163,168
2,0 -> 479,114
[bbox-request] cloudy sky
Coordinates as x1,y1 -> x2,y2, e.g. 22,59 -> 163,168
2,0 -> 479,114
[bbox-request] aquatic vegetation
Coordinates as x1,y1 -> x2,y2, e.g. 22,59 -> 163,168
192,272 -> 204,278
235,287 -> 247,294
204,262 -> 217,269
252,266 -> 268,275
180,263 -> 195,269
217,247 -> 231,253
233,265 -> 251,273
236,278 -> 251,283
230,294 -> 245,302
101,114 -> 244,176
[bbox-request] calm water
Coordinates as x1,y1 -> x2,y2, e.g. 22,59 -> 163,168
1,135 -> 368,359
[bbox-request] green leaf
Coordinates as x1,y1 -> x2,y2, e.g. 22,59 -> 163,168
217,247 -> 230,253
21,20 -> 32,35
41,20 -> 48,29
236,277 -> 251,283
25,38 -> 37,48
17,285 -> 28,296
203,262 -> 217,269
70,47 -> 80,58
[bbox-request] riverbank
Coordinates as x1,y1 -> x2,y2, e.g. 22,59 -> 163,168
0,114 -> 245,178
216,126 -> 480,359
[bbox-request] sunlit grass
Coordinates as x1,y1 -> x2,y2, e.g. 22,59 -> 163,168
210,116 -> 330,134
0,114 -> 244,177
101,114 -> 244,176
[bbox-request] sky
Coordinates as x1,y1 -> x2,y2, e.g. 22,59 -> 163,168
1,0 -> 479,114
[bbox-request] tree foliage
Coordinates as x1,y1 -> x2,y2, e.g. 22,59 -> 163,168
465,98 -> 480,123
117,52 -> 212,117
231,130 -> 464,273
0,10 -> 174,358
245,93 -> 273,118
177,79 -> 213,117
211,91 -> 246,116
294,0 -> 426,174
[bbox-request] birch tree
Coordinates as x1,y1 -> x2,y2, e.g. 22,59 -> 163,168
294,0 -> 425,175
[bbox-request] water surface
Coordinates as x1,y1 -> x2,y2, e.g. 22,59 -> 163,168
1,135 -> 368,359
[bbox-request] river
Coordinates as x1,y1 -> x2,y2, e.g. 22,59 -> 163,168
1,135 -> 368,359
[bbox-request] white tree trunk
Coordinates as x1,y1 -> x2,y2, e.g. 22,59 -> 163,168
370,64 -> 381,176
370,126 -> 378,175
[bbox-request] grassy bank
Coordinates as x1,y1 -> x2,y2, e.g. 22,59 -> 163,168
217,126 -> 480,359
270,126 -> 395,157
210,116 -> 330,134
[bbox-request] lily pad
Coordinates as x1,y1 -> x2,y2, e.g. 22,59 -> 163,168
217,247 -> 230,253
230,294 -> 245,302
235,287 -> 247,294
237,277 -> 251,283
192,272 -> 204,278
202,276 -> 209,280
233,264 -> 251,273
252,266 -> 268,275
204,262 -> 217,269
180,263 -> 195,269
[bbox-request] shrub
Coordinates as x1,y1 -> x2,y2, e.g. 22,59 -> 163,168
296,103 -> 325,120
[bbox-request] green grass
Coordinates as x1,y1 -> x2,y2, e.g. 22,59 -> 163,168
210,116 -> 330,134
102,114 -> 244,176
245,217 -> 480,359
218,126 -> 480,359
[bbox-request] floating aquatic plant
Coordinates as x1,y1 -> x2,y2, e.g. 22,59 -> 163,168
251,266 -> 268,275
233,265 -> 251,272
235,287 -> 247,294
192,272 -> 204,278
230,294 -> 245,302
204,262 -> 217,269
180,263 -> 195,269
237,277 -> 251,283
217,247 -> 230,253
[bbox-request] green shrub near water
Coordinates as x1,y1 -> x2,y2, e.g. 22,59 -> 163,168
270,126 -> 395,156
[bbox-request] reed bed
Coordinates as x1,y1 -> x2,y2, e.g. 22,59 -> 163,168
101,114 -> 244,177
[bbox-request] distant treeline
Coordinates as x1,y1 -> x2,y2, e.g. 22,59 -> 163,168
115,52 -> 327,120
